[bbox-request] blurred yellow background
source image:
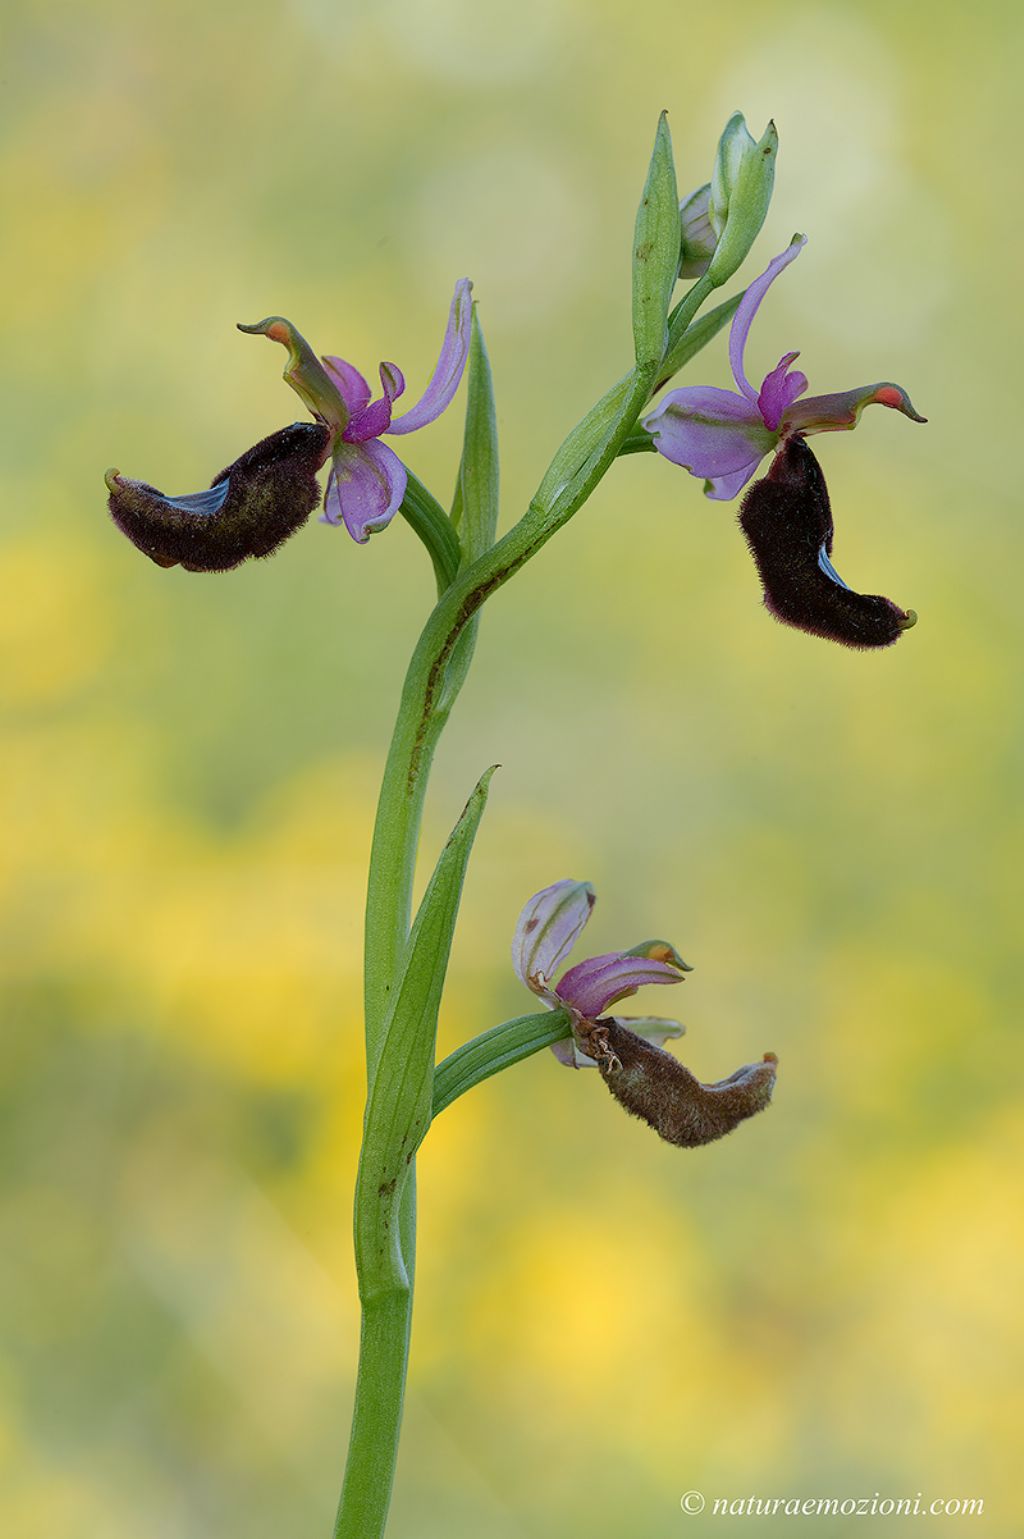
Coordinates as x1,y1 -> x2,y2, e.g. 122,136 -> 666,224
2,0 -> 1021,1534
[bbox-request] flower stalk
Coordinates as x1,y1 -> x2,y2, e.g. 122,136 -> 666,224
100,107 -> 924,1539
336,121 -> 683,1534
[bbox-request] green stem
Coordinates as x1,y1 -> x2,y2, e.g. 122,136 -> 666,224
665,271 -> 716,363
618,431 -> 656,456
399,471 -> 463,594
362,359 -> 658,1067
338,355 -> 659,1539
657,282 -> 741,393
333,1284 -> 412,1539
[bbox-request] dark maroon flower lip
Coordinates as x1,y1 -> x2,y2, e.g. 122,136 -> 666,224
106,422 -> 330,573
738,435 -> 915,650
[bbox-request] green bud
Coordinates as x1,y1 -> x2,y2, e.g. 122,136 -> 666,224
632,111 -> 681,370
706,113 -> 778,287
677,183 -> 716,279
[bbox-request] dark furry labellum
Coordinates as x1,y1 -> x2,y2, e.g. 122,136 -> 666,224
738,435 -> 916,649
576,1018 -> 777,1148
106,422 -> 331,572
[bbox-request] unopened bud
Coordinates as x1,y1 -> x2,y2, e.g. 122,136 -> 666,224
706,113 -> 778,287
678,184 -> 716,279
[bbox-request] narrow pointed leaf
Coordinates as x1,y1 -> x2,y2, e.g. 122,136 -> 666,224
632,112 -> 680,371
658,289 -> 744,391
441,310 -> 500,705
400,470 -> 462,593
535,371 -> 636,510
357,766 -> 497,1295
452,308 -> 499,563
432,1009 -> 572,1118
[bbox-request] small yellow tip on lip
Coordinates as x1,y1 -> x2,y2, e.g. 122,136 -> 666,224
899,608 -> 919,631
104,467 -> 122,492
237,318 -> 290,345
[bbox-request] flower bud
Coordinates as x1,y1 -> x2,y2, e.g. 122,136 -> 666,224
706,113 -> 778,287
576,1018 -> 777,1148
106,422 -> 330,572
678,184 -> 716,279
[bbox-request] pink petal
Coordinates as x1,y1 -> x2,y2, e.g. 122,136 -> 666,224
705,462 -> 764,501
512,880 -> 596,993
757,351 -> 808,432
642,386 -> 776,498
556,951 -> 685,1018
321,439 -> 408,544
342,362 -> 408,444
728,235 -> 807,402
387,278 -> 473,436
320,356 -> 372,417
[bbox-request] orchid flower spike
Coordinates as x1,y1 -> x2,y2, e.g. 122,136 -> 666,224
512,880 -> 777,1148
642,235 -> 925,502
317,277 -> 473,543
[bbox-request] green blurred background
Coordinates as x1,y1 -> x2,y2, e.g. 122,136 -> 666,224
3,0 -> 1021,1533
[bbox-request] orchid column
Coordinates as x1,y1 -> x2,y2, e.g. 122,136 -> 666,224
103,110 -> 924,1539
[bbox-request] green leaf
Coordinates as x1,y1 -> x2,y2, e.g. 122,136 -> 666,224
432,1009 -> 572,1118
357,767 -> 496,1294
368,764 -> 496,1093
632,111 -> 680,372
534,371 -> 635,511
452,308 -> 499,564
441,309 -> 500,712
657,289 -> 743,391
400,471 -> 462,594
